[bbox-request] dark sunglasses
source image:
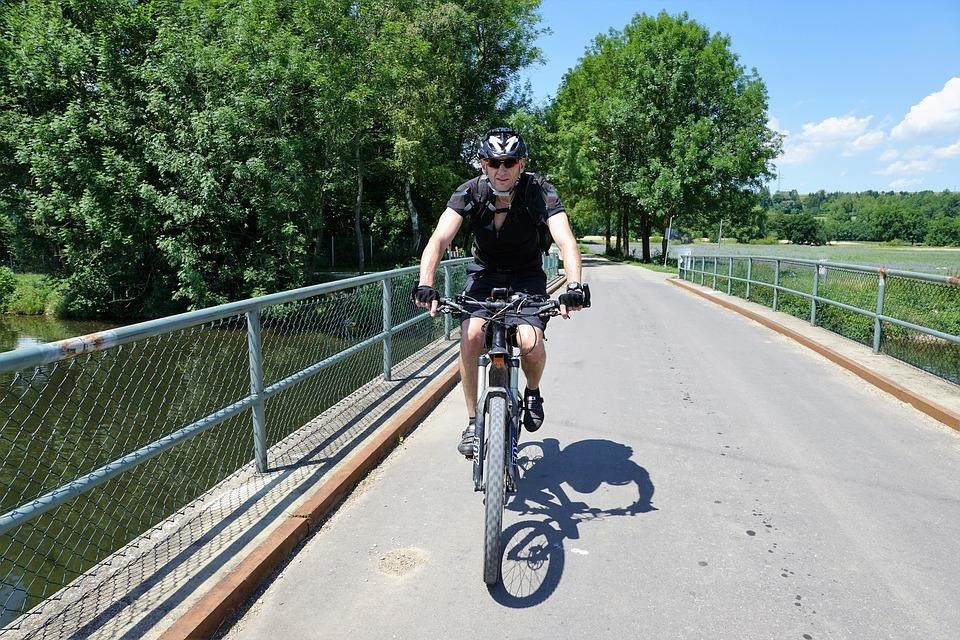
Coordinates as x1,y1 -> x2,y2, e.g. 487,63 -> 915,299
486,158 -> 519,169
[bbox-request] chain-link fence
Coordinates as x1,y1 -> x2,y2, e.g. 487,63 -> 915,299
0,253 -> 561,634
680,255 -> 960,385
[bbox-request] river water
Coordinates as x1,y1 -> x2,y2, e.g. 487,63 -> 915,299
0,315 -> 116,354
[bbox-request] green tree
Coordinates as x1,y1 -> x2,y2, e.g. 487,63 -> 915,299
782,213 -> 825,245
926,216 -> 960,246
546,12 -> 780,261
1,0 -> 170,316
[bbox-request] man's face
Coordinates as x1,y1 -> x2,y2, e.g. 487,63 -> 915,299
483,157 -> 525,192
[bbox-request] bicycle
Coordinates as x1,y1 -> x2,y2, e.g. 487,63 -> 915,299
436,286 -> 590,585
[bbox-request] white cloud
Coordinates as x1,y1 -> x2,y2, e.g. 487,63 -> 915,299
800,115 -> 872,144
776,114 -> 875,165
880,149 -> 899,161
877,159 -> 936,176
767,116 -> 786,135
890,77 -> 960,139
777,141 -> 818,165
889,178 -> 924,190
933,139 -> 960,159
843,130 -> 885,156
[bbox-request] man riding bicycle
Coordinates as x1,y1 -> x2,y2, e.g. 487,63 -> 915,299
412,127 -> 587,458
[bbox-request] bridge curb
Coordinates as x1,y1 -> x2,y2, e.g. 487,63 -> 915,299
667,277 -> 960,434
159,276 -> 568,639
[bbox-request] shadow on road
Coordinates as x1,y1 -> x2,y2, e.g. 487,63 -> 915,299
488,438 -> 656,607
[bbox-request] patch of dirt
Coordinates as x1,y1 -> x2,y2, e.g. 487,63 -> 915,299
377,548 -> 428,576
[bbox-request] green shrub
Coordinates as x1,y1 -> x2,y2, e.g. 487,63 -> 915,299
0,266 -> 16,309
749,235 -> 780,245
43,280 -> 70,316
3,273 -> 66,316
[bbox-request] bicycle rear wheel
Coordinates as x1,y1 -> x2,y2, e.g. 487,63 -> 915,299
483,395 -> 508,585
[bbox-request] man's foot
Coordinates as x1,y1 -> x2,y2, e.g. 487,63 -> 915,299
522,388 -> 544,432
458,425 -> 476,458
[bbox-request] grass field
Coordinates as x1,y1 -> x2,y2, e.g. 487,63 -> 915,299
581,237 -> 960,276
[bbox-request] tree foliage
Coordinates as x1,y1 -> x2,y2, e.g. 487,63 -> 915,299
543,11 -> 780,260
4,2 -> 953,320
0,0 -> 544,316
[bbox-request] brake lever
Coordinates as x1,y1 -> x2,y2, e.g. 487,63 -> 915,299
437,299 -> 465,316
536,301 -> 561,317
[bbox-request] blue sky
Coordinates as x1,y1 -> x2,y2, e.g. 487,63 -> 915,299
519,1 -> 960,194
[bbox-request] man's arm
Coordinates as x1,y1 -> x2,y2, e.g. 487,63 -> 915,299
546,212 -> 584,318
547,212 -> 582,283
416,207 -> 465,315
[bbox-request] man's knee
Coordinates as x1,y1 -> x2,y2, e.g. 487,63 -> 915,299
461,319 -> 485,355
516,327 -> 545,355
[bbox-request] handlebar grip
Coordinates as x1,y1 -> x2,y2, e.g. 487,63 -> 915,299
582,283 -> 592,308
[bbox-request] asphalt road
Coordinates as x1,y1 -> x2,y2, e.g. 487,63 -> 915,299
223,260 -> 960,640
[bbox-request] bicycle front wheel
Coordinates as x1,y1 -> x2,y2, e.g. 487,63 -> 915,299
483,395 -> 508,585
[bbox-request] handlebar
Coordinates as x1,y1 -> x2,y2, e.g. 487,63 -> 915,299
436,293 -> 561,321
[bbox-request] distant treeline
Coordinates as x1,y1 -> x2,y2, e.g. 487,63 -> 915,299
693,189 -> 960,246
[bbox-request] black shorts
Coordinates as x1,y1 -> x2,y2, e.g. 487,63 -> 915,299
460,264 -> 549,331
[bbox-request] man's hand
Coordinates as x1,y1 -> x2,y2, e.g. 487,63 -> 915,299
558,281 -> 587,319
411,282 -> 440,316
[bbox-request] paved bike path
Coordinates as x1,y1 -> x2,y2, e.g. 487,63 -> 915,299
222,260 -> 960,640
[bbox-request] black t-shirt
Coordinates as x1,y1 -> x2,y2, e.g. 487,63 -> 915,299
446,172 -> 565,271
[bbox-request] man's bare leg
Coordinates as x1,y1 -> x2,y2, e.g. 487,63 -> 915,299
459,317 -> 486,419
517,325 -> 546,389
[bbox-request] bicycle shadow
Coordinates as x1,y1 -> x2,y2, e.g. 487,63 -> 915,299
488,438 -> 656,607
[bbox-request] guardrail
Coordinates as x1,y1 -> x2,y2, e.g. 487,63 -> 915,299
0,254 -> 560,632
679,254 -> 960,385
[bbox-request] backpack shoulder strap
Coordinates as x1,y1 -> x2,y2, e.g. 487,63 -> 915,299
521,173 -> 555,254
522,173 -> 548,223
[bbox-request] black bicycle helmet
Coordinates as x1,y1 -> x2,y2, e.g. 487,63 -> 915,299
478,127 -> 527,160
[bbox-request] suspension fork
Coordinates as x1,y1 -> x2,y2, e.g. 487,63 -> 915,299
473,322 -> 518,492
473,354 -> 490,491
506,354 -> 521,493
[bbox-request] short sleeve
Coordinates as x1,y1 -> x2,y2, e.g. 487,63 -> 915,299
539,179 -> 565,221
446,179 -> 478,216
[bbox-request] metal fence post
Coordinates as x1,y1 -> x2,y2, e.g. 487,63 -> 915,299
712,256 -> 718,289
810,264 -> 820,325
773,259 -> 781,312
700,257 -> 705,285
443,264 -> 452,339
746,258 -> 752,300
382,278 -> 393,381
873,269 -> 887,354
727,257 -> 733,295
246,309 -> 268,473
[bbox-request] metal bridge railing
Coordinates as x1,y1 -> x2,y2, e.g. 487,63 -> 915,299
0,255 -> 559,632
679,254 -> 960,385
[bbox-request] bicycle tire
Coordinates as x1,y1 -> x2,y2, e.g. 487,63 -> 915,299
483,395 -> 508,585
